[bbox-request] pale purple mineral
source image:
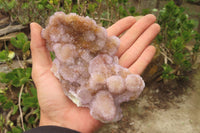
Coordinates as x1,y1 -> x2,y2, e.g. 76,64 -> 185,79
42,12 -> 145,123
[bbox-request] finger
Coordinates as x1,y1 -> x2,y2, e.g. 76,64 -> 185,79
107,16 -> 136,37
117,14 -> 156,57
30,22 -> 52,72
119,23 -> 160,68
128,45 -> 156,75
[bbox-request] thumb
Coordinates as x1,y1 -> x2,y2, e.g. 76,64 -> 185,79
30,22 -> 52,74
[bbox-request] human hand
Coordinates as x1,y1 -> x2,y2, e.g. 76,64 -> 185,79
107,14 -> 160,74
30,14 -> 160,133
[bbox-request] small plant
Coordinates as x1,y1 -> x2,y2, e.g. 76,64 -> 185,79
186,0 -> 200,3
0,33 -> 39,132
10,33 -> 30,53
0,0 -> 139,27
156,1 -> 200,81
0,0 -> 57,25
0,49 -> 15,63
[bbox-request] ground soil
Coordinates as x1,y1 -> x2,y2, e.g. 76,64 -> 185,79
97,69 -> 200,133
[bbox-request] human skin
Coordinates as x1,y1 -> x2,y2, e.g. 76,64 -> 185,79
30,14 -> 160,133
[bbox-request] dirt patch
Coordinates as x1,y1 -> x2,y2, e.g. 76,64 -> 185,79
97,69 -> 200,133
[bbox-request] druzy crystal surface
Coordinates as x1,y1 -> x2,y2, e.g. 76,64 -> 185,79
42,12 -> 145,123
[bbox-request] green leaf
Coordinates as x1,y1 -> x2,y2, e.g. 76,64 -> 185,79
129,6 -> 135,15
10,37 -> 19,48
28,116 -> 35,124
20,77 -> 30,85
30,87 -> 37,97
17,33 -> 28,44
16,69 -> 23,79
142,8 -> 150,15
119,5 -> 128,17
37,4 -> 44,10
152,8 -> 158,12
0,50 -> 9,62
7,0 -> 16,10
161,64 -> 176,80
25,67 -> 32,79
22,106 -> 29,112
12,77 -> 23,87
22,41 -> 30,53
6,72 -> 16,81
96,0 -> 102,3
3,101 -> 13,109
72,5 -> 78,13
50,52 -> 55,60
0,72 -> 10,83
46,4 -> 54,10
0,114 -> 5,127
22,97 -> 38,108
0,94 -> 7,103
22,87 -> 38,109
11,126 -> 23,133
0,88 -> 7,94
193,43 -> 200,53
22,3 -> 28,9
12,104 -> 18,115
182,60 -> 192,70
173,52 -> 184,63
162,64 -> 173,74
1,67 -> 32,87
33,108 -> 40,114
10,33 -> 29,52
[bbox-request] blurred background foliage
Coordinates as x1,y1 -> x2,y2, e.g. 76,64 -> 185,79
0,0 -> 200,132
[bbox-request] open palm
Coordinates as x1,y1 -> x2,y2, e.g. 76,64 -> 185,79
30,14 -> 160,133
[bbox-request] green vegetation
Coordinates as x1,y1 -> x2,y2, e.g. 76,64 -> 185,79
0,0 -> 138,27
186,0 -> 200,3
0,33 -> 39,132
156,1 -> 200,81
0,0 -> 199,132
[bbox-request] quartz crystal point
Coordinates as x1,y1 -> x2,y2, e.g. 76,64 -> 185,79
42,12 -> 145,123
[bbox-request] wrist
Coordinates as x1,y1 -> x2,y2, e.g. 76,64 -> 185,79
39,112 -> 64,127
39,111 -> 101,133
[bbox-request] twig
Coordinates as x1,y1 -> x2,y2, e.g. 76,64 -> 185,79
6,108 -> 13,128
18,84 -> 25,131
4,129 -> 7,133
0,25 -> 26,36
159,43 -> 174,64
16,56 -> 24,69
106,0 -> 109,20
160,50 -> 173,64
17,110 -> 26,127
77,0 -> 80,7
26,58 -> 32,64
94,17 -> 113,22
8,84 -> 14,99
33,114 -> 39,128
25,108 -> 34,123
25,108 -> 39,128
17,115 -> 21,127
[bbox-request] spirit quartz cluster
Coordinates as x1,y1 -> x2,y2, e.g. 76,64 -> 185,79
42,12 -> 145,123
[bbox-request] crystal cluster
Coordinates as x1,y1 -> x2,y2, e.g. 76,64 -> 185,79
42,12 -> 145,123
